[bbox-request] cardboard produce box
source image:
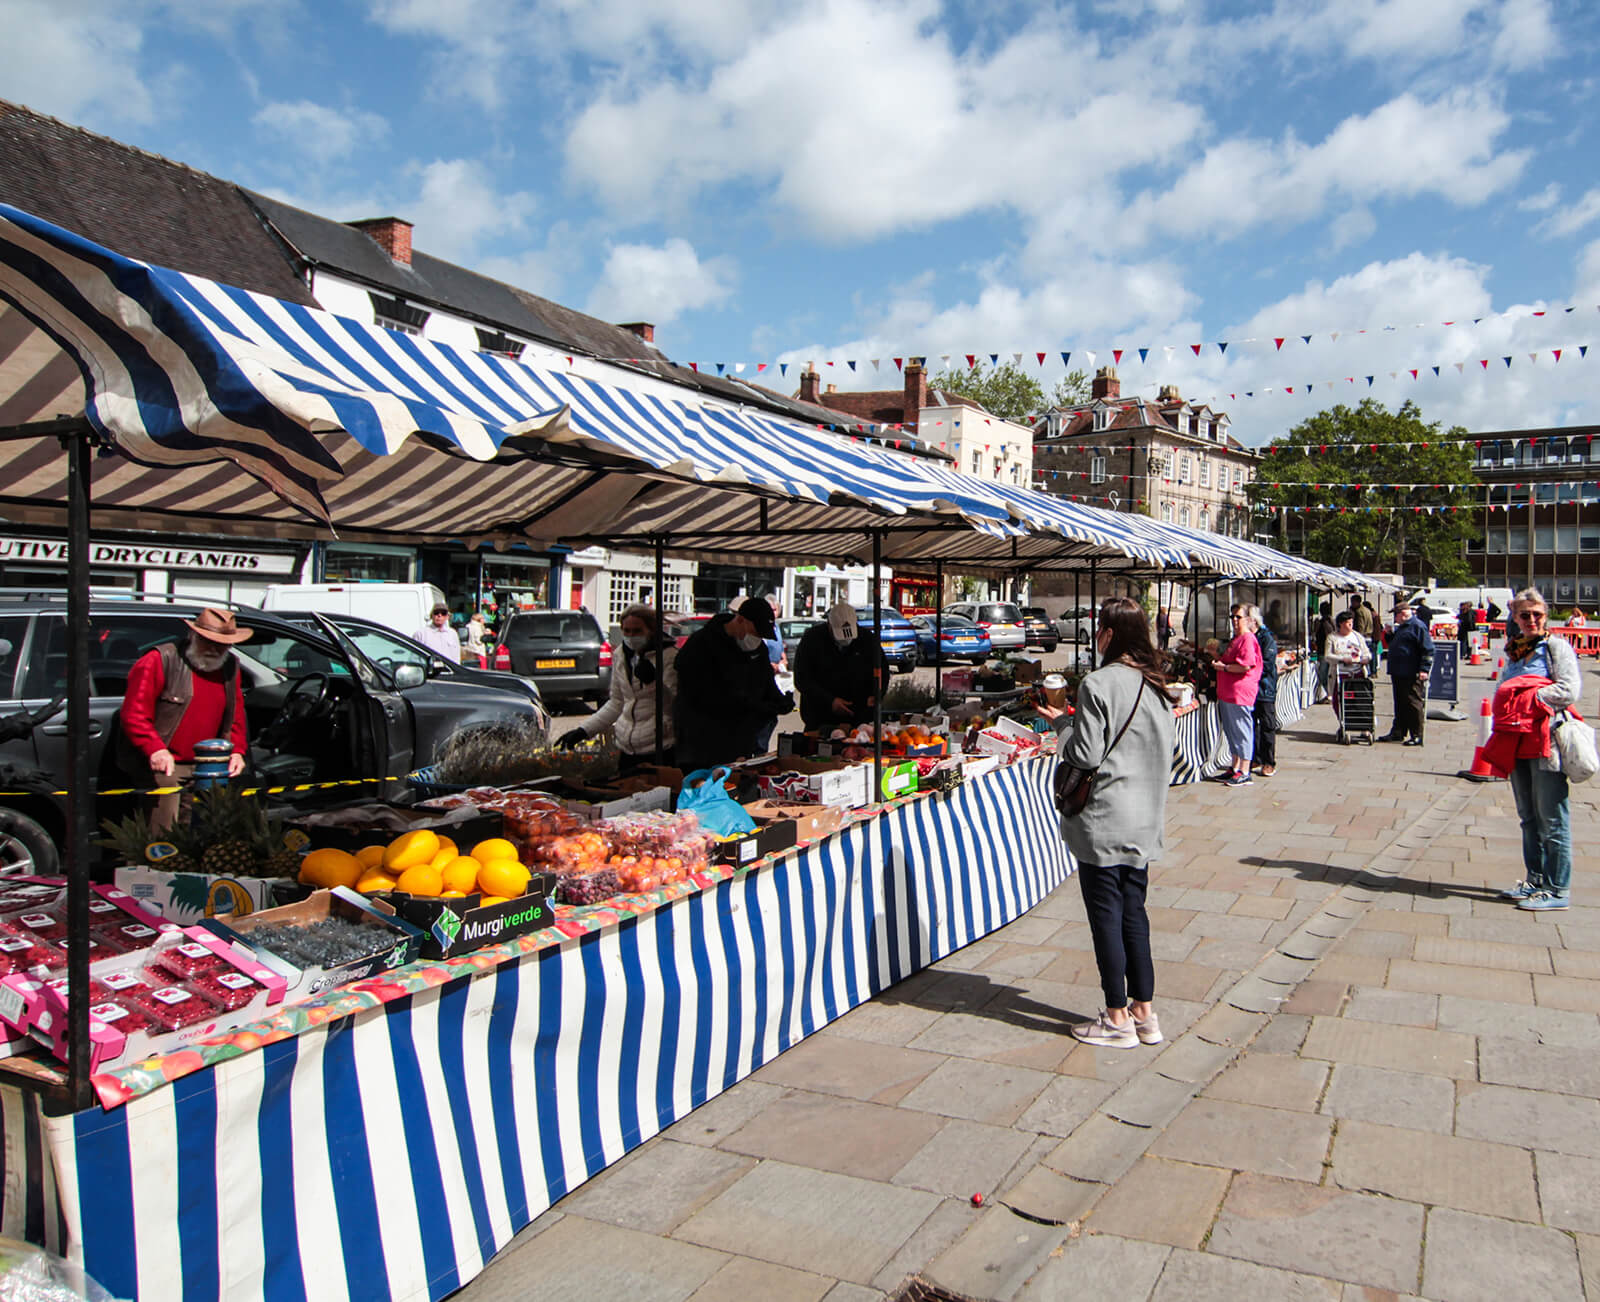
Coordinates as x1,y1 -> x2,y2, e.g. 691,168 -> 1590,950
562,786 -> 672,820
114,867 -> 308,923
197,888 -> 425,1004
711,820 -> 798,868
756,762 -> 871,808
741,800 -> 849,843
879,760 -> 920,801
285,802 -> 502,856
369,874 -> 556,960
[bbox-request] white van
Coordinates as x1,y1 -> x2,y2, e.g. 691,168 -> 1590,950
259,582 -> 449,639
1413,586 -> 1514,619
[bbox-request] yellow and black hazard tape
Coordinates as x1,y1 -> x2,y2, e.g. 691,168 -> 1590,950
0,776 -> 408,798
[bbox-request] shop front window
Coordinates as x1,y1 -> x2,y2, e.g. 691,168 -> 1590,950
323,546 -> 414,583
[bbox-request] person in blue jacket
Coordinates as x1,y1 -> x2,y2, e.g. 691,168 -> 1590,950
1381,598 -> 1435,747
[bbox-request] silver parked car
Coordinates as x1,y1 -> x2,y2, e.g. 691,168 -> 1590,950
944,601 -> 1027,652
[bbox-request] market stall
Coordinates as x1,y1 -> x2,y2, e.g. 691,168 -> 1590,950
0,203 -> 1379,1302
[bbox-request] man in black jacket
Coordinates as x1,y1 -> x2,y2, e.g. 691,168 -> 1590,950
674,598 -> 793,771
794,602 -> 889,732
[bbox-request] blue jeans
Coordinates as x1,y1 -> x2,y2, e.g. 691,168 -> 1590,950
1509,758 -> 1571,893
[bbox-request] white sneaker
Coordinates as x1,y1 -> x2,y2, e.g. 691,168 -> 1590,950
1070,1011 -> 1138,1049
1133,1012 -> 1163,1045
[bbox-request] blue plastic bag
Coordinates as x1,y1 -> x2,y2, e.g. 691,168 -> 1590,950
677,767 -> 757,837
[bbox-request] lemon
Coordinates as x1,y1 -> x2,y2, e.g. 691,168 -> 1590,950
383,829 -> 440,872
395,863 -> 444,897
355,845 -> 388,869
427,839 -> 462,871
298,847 -> 364,890
470,837 -> 519,864
440,856 -> 482,895
476,858 -> 531,899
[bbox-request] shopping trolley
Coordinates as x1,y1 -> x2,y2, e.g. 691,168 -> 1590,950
1333,664 -> 1375,745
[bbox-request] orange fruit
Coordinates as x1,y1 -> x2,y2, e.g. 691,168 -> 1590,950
470,837 -> 519,864
479,895 -> 509,906
356,869 -> 399,894
383,830 -> 440,872
298,848 -> 363,890
440,856 -> 482,894
440,890 -> 468,898
475,859 -> 531,899
395,863 -> 444,897
355,845 -> 387,869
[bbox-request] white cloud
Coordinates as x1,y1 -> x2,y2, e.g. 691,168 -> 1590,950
252,100 -> 389,165
1491,0 -> 1558,69
1518,182 -> 1561,212
1328,207 -> 1378,253
0,0 -> 162,124
1576,239 -> 1600,304
405,158 -> 539,262
585,239 -> 735,325
1537,188 -> 1600,240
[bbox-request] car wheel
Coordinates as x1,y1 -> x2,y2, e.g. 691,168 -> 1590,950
0,808 -> 60,876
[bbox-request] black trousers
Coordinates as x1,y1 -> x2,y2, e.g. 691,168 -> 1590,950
1077,863 -> 1155,1009
1391,673 -> 1426,740
1253,697 -> 1278,768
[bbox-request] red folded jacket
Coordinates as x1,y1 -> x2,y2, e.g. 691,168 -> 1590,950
1483,675 -> 1554,778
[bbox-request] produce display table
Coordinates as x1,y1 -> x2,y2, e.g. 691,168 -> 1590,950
0,757 -> 1067,1302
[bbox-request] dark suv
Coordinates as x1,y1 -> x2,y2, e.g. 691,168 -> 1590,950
493,610 -> 613,707
0,596 -> 547,872
1018,607 -> 1060,653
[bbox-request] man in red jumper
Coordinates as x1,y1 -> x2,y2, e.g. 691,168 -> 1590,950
120,607 -> 252,829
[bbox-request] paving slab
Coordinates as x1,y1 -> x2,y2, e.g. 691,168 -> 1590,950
905,1010 -> 1075,1071
999,1167 -> 1102,1225
1250,1012 -> 1312,1055
668,1081 -> 788,1148
753,1034 -> 947,1102
1578,1233 -> 1600,1302
1532,973 -> 1600,1014
1205,1173 -> 1422,1294
890,1120 -> 1037,1199
1421,1207 -> 1584,1302
1299,1015 -> 1476,1078
896,1057 -> 1055,1126
477,1214 -> 727,1302
1202,1053 -> 1328,1112
1318,1063 -> 1456,1134
821,1001 -> 945,1047
555,1139 -> 755,1235
1148,1248 -> 1342,1301
821,1285 -> 882,1302
1411,935 -> 1553,973
1342,986 -> 1438,1027
922,1204 -> 1071,1302
1086,1156 -> 1231,1249
1149,1033 -> 1238,1085
1329,1120 -> 1539,1221
1149,1098 -> 1333,1182
1454,1082 -> 1600,1157
1535,1151 -> 1600,1234
718,1092 -> 944,1181
867,1199 -> 978,1294
1477,1036 -> 1600,1097
1104,1071 -> 1199,1129
1435,993 -> 1600,1047
673,1162 -> 941,1287
1384,958 -> 1534,1004
1013,1073 -> 1118,1137
686,1256 -> 834,1302
1282,980 -> 1348,1016
1014,1233 -> 1170,1302
1042,1112 -> 1153,1184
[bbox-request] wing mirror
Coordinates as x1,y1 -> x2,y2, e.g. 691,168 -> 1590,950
393,664 -> 426,689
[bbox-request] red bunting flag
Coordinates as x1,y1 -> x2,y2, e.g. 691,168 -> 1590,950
965,355 -> 976,368
756,362 -> 767,372
1036,352 -> 1046,366
894,358 -> 903,371
1274,338 -> 1285,350
1113,349 -> 1123,364
1555,350 -> 1563,361
1191,344 -> 1202,355
689,362 -> 699,371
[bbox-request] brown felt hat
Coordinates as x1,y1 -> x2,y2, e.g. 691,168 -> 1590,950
184,607 -> 253,645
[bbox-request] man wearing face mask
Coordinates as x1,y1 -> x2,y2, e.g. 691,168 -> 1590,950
673,598 -> 794,772
793,601 -> 890,733
118,607 -> 252,829
558,604 -> 678,769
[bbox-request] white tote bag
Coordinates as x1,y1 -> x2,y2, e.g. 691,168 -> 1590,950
1554,712 -> 1600,783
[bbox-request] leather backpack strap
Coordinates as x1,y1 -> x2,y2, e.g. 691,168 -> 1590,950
1100,678 -> 1146,767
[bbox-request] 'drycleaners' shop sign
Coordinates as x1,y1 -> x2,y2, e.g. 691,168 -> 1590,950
0,536 -> 297,574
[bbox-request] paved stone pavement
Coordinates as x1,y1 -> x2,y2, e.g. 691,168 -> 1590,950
460,662 -> 1600,1302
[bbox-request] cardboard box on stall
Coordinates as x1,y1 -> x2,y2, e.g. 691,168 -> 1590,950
879,761 -> 920,800
973,716 -> 1044,760
741,800 -> 850,843
113,867 -> 308,923
196,887 -> 425,1004
757,762 -> 872,808
369,874 -> 556,960
711,820 -> 798,868
285,802 -> 503,857
561,786 -> 673,820
1012,658 -> 1043,684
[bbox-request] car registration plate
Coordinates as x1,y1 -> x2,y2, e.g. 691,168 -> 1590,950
535,658 -> 576,670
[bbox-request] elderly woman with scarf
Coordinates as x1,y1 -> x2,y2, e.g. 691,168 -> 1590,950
1492,589 -> 1583,911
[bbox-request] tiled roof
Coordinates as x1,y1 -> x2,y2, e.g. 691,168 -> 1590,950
0,100 -> 317,305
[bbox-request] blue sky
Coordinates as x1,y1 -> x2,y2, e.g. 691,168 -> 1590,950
6,0 -> 1600,444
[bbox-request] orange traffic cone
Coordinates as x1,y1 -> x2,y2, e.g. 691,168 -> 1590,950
1462,696 -> 1502,782
1489,654 -> 1503,680
1468,639 -> 1483,665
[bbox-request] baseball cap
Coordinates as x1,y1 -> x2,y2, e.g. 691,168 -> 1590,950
736,597 -> 775,637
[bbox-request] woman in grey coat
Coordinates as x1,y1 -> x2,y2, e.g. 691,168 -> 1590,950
1043,596 -> 1178,1049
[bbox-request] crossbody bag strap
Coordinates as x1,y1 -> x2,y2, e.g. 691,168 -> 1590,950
1099,677 -> 1146,767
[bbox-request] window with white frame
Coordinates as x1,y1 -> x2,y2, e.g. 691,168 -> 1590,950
1093,407 -> 1112,431
971,450 -> 981,474
1178,410 -> 1190,434
368,291 -> 429,337
1199,457 -> 1211,488
1199,507 -> 1211,531
607,572 -> 689,626
1231,465 -> 1243,491
1180,506 -> 1192,527
1179,455 -> 1193,484
1089,453 -> 1107,484
1161,501 -> 1173,523
1009,463 -> 1019,484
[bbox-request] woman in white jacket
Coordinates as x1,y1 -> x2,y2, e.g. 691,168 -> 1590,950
559,605 -> 678,769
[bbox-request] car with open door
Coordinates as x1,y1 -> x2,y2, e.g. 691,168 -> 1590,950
0,596 -> 545,871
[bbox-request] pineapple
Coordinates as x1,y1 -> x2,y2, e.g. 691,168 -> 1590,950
97,810 -> 199,871
188,784 -> 266,878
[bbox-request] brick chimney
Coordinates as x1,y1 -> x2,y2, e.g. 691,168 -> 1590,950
348,217 -> 413,266
1091,366 -> 1120,401
1157,383 -> 1182,403
904,359 -> 927,431
619,322 -> 655,343
799,362 -> 821,404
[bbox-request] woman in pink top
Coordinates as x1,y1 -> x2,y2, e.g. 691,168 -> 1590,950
1213,605 -> 1263,786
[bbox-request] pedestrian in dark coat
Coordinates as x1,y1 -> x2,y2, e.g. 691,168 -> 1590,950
674,600 -> 793,771
1381,599 -> 1435,746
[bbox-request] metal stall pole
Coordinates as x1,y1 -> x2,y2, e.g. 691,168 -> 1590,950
1089,558 -> 1099,669
872,530 -> 884,800
934,559 -> 945,703
65,426 -> 94,1112
1191,571 -> 1200,645
654,535 -> 666,765
1073,570 -> 1081,667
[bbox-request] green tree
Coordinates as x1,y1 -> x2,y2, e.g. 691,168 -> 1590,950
930,361 -> 1089,423
1246,399 -> 1477,584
